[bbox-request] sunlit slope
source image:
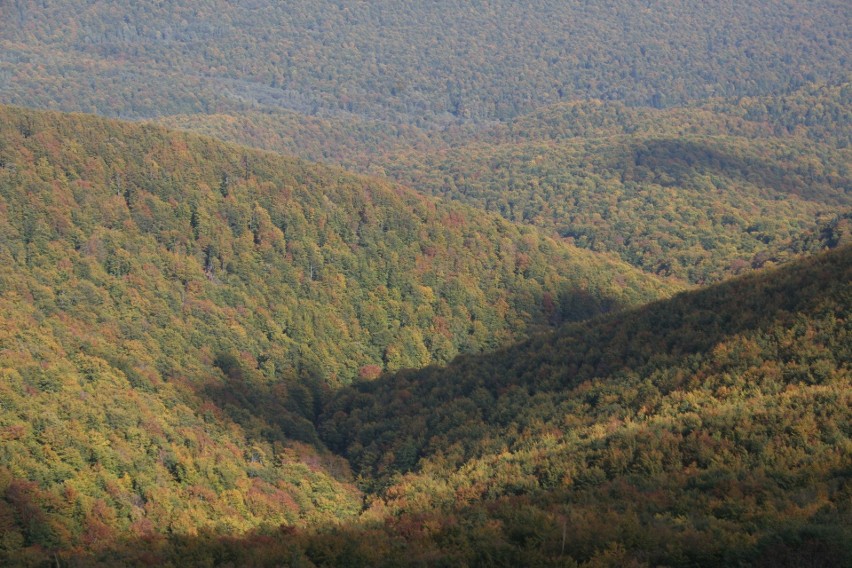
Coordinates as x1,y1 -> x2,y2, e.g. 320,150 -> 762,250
0,104 -> 677,560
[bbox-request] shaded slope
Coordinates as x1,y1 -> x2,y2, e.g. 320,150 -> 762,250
315,246 -> 851,565
324,245 -> 851,481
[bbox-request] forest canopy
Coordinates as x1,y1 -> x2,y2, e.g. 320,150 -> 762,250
0,2 -> 850,565
2,1 -> 850,124
0,106 -> 680,564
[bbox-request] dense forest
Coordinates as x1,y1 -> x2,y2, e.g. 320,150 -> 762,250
378,84 -> 852,283
162,83 -> 852,284
4,1 -> 849,286
160,82 -> 852,166
0,106 -> 680,564
1,1 -> 850,566
382,125 -> 850,283
2,1 -> 850,124
312,245 -> 852,567
6,220 -> 850,566
157,109 -> 443,173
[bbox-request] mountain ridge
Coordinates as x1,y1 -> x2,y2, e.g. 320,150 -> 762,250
0,104 -> 680,562
147,83 -> 852,284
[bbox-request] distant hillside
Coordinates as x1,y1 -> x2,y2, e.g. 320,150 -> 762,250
157,109 -> 442,173
155,81 -> 852,166
380,85 -> 852,284
0,105 -> 676,563
150,84 -> 851,285
2,1 -> 849,124
488,82 -> 852,147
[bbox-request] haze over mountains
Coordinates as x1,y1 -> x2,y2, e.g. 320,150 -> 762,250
3,0 -> 849,123
0,1 -> 850,566
379,85 -> 852,283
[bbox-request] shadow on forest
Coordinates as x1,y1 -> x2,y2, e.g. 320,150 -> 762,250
10,478 -> 849,568
180,247 -> 850,488
188,274 -> 642,462
199,365 -> 327,450
320,245 -> 851,477
615,138 -> 846,204
2,248 -> 850,567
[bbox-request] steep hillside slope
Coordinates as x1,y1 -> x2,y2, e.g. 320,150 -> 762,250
0,105 -> 676,562
34,242 -> 851,567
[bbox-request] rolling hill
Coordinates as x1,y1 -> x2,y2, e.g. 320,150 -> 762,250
5,1 -> 847,288
149,84 -> 852,286
379,85 -> 852,283
1,2 -> 849,564
311,245 -> 852,566
0,105 -> 677,564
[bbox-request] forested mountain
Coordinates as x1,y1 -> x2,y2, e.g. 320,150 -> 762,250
379,85 -> 852,284
309,245 -> 851,566
17,241 -> 851,566
150,84 -> 852,285
4,0 -> 848,287
156,82 -> 852,170
2,1 -> 850,565
0,105 -> 679,563
2,0 -> 849,124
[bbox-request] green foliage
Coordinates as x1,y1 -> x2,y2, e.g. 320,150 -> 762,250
1,3 -> 850,559
0,104 -> 672,382
153,84 -> 851,288
11,246 -> 848,567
